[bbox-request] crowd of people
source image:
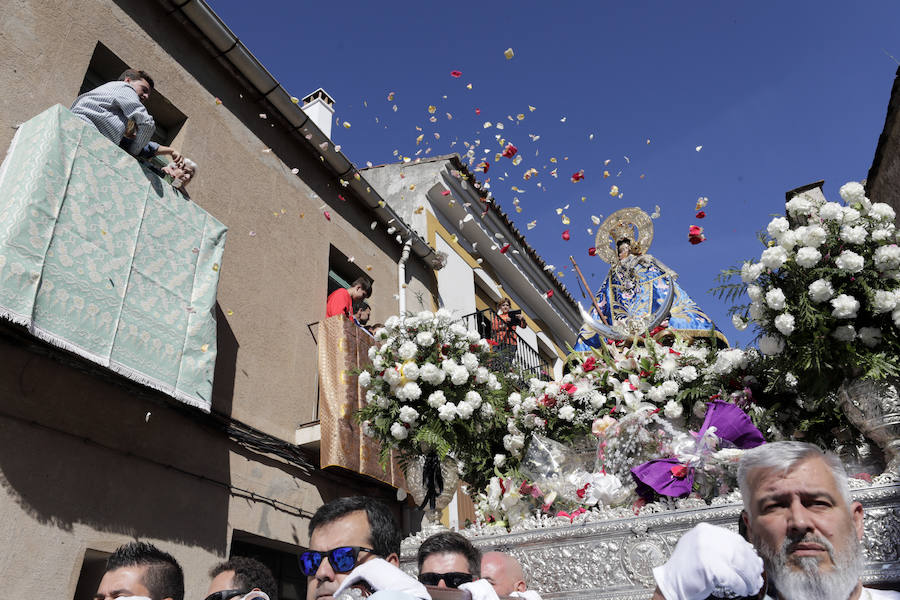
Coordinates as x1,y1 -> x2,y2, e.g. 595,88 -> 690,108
88,441 -> 898,600
70,68 -> 197,191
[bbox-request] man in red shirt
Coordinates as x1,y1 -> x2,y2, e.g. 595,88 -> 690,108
326,278 -> 372,318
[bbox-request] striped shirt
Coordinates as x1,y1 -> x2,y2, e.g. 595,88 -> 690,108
70,81 -> 155,155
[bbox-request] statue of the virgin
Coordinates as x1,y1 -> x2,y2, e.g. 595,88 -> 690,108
575,207 -> 726,349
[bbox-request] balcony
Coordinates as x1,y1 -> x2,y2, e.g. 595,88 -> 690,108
459,309 -> 552,382
0,105 -> 227,410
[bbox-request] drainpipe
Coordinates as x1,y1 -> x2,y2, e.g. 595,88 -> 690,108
398,239 -> 413,315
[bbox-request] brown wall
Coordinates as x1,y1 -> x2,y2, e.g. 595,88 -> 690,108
0,0 -> 433,597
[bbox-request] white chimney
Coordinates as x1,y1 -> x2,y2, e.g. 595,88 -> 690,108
301,88 -> 335,140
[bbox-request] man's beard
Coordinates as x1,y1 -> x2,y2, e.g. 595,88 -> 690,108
757,532 -> 863,600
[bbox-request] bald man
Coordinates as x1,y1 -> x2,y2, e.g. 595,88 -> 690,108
481,552 -> 543,599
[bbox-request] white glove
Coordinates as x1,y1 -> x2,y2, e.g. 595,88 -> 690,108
333,558 -> 430,600
652,522 -> 763,600
509,591 -> 543,600
459,579 -> 500,600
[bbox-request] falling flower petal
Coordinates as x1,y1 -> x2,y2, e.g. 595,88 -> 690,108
504,47 -> 515,59
571,170 -> 585,183
695,145 -> 703,152
561,215 -> 570,225
546,290 -> 554,298
527,220 -> 537,229
651,205 -> 661,219
696,196 -> 709,210
259,113 -> 267,119
291,168 -> 299,174
323,210 -> 331,221
591,215 -> 601,225
428,105 -> 437,114
588,247 -> 597,256
500,243 -> 511,253
450,70 -> 462,78
609,185 -> 619,196
370,221 -> 377,230
502,143 -> 518,158
343,122 -> 351,129
562,230 -> 570,241
696,211 -> 706,219
214,97 -> 222,105
387,92 -> 395,101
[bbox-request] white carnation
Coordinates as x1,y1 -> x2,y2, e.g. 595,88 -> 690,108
747,285 -> 764,303
503,433 -> 525,454
732,314 -> 749,331
384,315 -> 400,330
835,250 -> 864,273
415,331 -> 435,347
894,307 -> 900,328
396,382 -> 422,401
774,313 -> 795,336
795,246 -> 821,268
383,366 -> 402,387
480,402 -> 495,418
758,335 -> 785,356
450,366 -> 469,385
558,405 -> 576,421
427,391 -> 447,408
399,406 -> 419,424
461,352 -> 479,371
679,366 -> 699,382
464,390 -> 482,408
859,327 -> 882,348
358,371 -> 372,388
799,225 -> 827,248
874,245 -> 900,272
390,422 -> 408,440
438,403 -> 457,421
839,181 -> 866,204
648,385 -> 667,403
777,230 -> 798,250
873,290 -> 898,314
456,401 -> 475,419
361,420 -> 375,438
819,202 -> 844,221
832,325 -> 856,342
808,279 -> 834,303
661,380 -> 679,396
842,207 -> 861,224
767,217 -> 790,237
830,294 -> 860,319
474,366 -> 489,384
420,363 -> 446,385
398,341 -> 418,360
872,228 -> 894,242
493,454 -> 506,468
664,400 -> 683,420
400,362 -> 419,381
367,346 -> 377,361
840,225 -> 867,245
785,194 -> 815,217
693,400 -> 708,418
766,288 -> 786,310
869,202 -> 896,221
741,262 -> 765,283
372,355 -> 385,370
760,246 -> 788,270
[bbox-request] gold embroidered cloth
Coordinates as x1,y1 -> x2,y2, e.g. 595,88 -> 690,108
317,315 -> 406,488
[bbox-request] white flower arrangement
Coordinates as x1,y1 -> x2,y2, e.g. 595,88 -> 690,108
356,312 -> 511,488
726,181 -> 900,397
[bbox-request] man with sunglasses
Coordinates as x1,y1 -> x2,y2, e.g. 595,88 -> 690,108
206,556 -> 277,600
302,496 -> 427,600
416,532 -> 481,590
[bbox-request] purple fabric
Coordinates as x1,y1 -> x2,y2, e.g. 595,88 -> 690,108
699,400 -> 765,449
631,401 -> 765,499
631,458 -> 694,500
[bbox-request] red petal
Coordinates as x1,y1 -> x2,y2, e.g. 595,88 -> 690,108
500,243 -> 510,253
441,190 -> 451,196
450,70 -> 462,78
695,211 -> 706,219
475,108 -> 481,115
562,230 -> 570,240
588,247 -> 596,256
323,210 -> 331,221
546,290 -> 554,298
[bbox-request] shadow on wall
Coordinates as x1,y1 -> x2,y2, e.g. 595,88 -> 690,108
0,339 -> 231,553
211,302 -> 238,416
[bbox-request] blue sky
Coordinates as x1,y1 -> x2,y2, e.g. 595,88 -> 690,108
208,0 -> 900,346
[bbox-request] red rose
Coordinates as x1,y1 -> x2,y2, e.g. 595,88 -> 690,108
670,464 -> 689,479
539,394 -> 556,408
562,383 -> 577,395
583,356 -> 597,372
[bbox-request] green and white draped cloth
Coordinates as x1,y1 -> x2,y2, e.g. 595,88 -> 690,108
0,105 -> 227,411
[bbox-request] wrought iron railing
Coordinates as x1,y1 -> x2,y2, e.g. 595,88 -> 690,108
459,309 -> 552,381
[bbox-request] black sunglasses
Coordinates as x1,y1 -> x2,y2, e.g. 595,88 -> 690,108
203,590 -> 249,600
418,572 -> 474,588
299,546 -> 376,576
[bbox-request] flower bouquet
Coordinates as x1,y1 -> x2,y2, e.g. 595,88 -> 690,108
357,310 -> 511,496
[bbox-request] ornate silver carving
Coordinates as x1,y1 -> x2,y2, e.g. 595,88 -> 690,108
401,482 -> 900,599
840,378 -> 900,473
